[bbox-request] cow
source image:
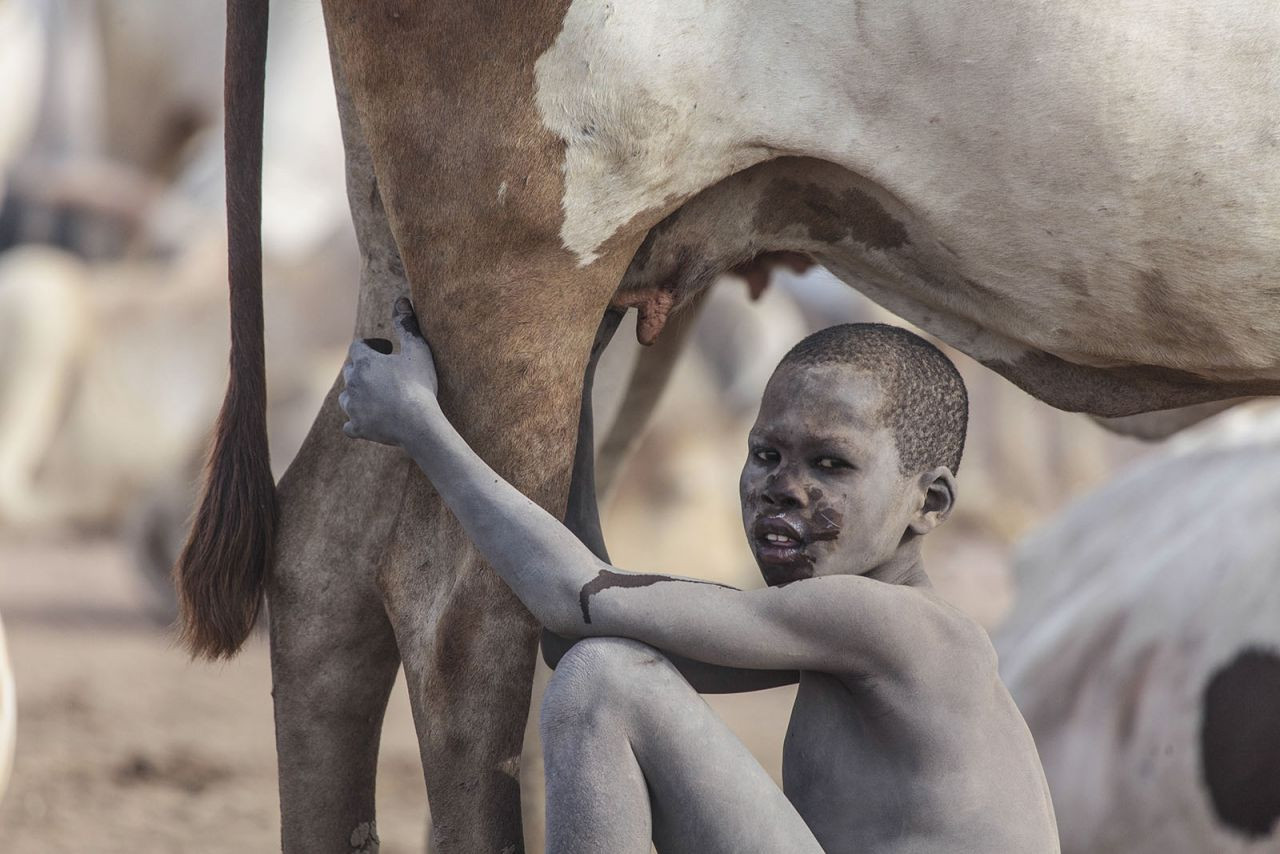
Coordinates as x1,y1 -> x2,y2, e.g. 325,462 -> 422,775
175,2 -> 1280,850
996,402 -> 1280,853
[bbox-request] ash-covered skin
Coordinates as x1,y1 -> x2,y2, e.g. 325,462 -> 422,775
740,362 -> 950,589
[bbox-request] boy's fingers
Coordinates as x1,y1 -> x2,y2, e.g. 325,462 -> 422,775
392,297 -> 425,344
347,338 -> 382,365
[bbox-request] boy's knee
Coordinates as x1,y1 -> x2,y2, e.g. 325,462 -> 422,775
541,637 -> 674,732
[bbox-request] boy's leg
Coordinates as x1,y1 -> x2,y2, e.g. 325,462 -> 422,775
541,637 -> 822,854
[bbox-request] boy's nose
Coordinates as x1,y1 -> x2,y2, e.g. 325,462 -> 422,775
761,472 -> 806,509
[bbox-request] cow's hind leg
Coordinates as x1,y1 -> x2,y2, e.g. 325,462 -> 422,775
269,383 -> 408,852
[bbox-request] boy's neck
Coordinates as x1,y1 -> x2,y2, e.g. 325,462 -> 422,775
864,539 -> 932,589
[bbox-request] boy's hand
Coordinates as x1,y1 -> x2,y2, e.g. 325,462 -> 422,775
340,297 -> 439,446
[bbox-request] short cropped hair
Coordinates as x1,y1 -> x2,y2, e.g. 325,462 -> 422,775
777,323 -> 968,474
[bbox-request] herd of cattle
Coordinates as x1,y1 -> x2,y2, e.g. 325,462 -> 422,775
1,1 -> 1279,849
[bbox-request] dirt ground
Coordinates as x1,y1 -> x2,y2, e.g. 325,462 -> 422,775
0,520 -> 1010,853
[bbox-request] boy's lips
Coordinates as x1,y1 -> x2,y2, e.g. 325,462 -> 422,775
751,515 -> 811,566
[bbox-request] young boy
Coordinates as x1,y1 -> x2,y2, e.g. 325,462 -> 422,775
340,299 -> 1059,854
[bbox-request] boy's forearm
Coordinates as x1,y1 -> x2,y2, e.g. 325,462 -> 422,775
401,396 -> 604,633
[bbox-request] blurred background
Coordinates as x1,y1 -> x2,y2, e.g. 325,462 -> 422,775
1,1 -> 1276,852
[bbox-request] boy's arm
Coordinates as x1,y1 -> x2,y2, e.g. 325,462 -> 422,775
540,629 -> 799,694
341,302 -> 923,676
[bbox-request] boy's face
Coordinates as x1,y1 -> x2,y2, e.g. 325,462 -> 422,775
739,363 -> 927,586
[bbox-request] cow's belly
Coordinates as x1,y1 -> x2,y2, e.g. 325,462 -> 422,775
536,0 -> 1280,401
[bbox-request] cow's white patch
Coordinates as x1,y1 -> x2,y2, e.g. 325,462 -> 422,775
534,0 -> 1280,381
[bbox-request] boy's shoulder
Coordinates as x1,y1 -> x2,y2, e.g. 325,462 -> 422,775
785,573 -> 996,677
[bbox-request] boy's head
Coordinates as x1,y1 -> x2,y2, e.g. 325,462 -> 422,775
739,323 -> 968,587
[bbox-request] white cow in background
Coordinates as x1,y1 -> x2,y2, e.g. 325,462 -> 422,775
0,1 -> 349,568
1,0 -> 344,259
997,402 -> 1280,853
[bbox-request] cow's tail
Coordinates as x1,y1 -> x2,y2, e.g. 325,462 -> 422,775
173,0 -> 274,660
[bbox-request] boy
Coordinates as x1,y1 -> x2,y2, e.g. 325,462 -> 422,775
340,299 -> 1059,853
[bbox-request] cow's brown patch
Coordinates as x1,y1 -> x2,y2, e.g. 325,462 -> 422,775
756,178 -> 910,251
1200,647 -> 1280,839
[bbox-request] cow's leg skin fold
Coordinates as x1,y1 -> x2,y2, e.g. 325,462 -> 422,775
270,380 -> 409,853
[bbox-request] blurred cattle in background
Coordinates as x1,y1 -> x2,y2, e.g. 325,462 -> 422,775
0,1 -> 355,616
1,0 -> 347,259
0,0 -> 223,258
997,401 -> 1280,853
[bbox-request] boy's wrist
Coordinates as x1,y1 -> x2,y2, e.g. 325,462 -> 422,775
398,389 -> 449,448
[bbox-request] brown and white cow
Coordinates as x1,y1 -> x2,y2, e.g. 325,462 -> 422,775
997,403 -> 1280,853
176,2 -> 1280,849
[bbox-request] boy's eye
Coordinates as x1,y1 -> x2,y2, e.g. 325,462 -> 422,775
815,456 -> 852,470
752,448 -> 779,464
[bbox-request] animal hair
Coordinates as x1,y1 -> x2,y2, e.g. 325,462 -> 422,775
778,323 -> 968,475
172,0 -> 275,660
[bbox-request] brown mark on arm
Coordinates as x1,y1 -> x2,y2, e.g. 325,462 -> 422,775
578,569 -> 734,624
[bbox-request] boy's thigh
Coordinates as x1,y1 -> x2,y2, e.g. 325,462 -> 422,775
582,638 -> 822,854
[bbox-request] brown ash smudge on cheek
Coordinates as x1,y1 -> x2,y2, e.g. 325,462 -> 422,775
578,569 -> 734,624
809,506 -> 843,542
802,488 -> 843,543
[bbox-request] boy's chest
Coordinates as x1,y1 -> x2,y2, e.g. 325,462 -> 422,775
781,672 -> 940,848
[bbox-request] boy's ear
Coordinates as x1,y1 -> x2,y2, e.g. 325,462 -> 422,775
908,466 -> 957,536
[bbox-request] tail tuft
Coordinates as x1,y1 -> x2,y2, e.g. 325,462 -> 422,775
173,382 -> 276,659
